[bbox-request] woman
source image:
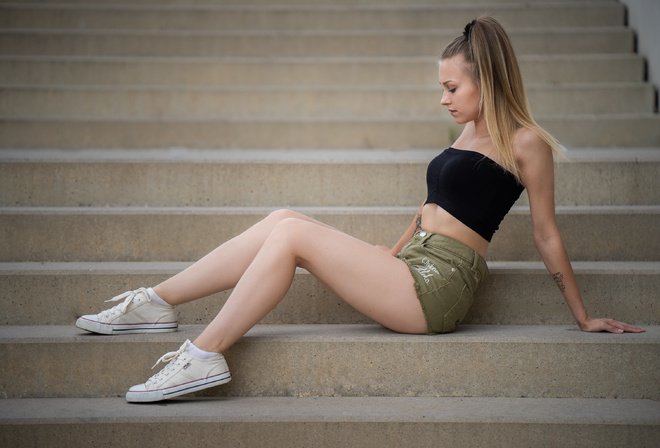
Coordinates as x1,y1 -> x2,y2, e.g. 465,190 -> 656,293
76,17 -> 644,403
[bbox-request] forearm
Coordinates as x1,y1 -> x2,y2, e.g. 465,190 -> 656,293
390,206 -> 424,256
535,234 -> 589,328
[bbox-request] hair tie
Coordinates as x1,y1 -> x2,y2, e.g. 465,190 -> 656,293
463,20 -> 476,38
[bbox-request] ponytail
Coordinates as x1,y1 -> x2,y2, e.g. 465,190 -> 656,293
441,16 -> 563,181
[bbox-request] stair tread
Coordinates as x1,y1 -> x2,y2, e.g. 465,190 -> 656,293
2,323 -> 658,343
0,53 -> 644,62
1,324 -> 656,400
2,260 -> 659,273
0,0 -> 656,443
2,204 -> 659,212
2,396 -> 659,424
1,147 -> 659,161
4,113 -> 659,120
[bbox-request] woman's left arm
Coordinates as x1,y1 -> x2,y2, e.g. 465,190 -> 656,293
517,133 -> 644,333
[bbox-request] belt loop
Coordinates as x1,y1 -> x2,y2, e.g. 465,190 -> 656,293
471,250 -> 483,282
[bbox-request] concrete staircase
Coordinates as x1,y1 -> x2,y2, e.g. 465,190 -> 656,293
1,0 -> 658,446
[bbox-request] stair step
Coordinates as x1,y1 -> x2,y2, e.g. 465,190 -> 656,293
2,206 -> 658,262
1,148 -> 659,207
0,27 -> 633,57
1,396 -> 658,448
0,3 -> 625,31
1,115 -> 659,149
1,324 -> 657,399
1,82 -> 653,117
0,54 -> 646,85
0,0 -> 622,6
2,261 -> 657,326
0,0 -> 655,443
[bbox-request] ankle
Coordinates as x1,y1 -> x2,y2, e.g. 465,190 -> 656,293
186,341 -> 218,359
147,287 -> 171,307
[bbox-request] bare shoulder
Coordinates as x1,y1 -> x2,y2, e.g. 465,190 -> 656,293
513,127 -> 552,171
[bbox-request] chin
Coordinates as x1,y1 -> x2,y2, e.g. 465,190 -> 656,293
452,113 -> 478,125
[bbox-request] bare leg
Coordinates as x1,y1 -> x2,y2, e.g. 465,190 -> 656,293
193,217 -> 426,354
153,209 -> 337,305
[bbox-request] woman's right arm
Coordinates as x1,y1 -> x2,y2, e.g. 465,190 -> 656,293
387,203 -> 424,256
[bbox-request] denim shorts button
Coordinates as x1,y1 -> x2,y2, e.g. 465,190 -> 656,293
419,232 -> 427,237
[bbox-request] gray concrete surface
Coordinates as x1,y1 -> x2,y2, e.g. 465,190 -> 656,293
2,206 -> 658,261
1,396 -> 658,447
1,261 -> 658,326
2,149 -> 659,207
1,324 -> 658,399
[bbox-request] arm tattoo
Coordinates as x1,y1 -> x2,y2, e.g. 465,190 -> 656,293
552,272 -> 566,293
414,212 -> 422,232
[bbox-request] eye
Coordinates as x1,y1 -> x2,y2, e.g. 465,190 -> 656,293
448,88 -> 457,93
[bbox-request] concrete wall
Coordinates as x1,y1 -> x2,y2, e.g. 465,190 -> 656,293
620,0 -> 660,111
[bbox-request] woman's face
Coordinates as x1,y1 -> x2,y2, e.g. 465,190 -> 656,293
438,56 -> 481,124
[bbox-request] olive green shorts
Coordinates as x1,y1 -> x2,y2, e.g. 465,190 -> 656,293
397,231 -> 488,335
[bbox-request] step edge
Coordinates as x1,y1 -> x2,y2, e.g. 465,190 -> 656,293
1,396 -> 659,425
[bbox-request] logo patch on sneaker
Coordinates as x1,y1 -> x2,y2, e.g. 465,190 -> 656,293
183,362 -> 191,369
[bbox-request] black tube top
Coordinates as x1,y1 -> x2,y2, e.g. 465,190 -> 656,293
425,147 -> 524,242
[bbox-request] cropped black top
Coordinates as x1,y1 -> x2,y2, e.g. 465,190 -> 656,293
425,147 -> 524,242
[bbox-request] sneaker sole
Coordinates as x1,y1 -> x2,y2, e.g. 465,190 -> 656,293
125,372 -> 232,403
75,317 -> 178,335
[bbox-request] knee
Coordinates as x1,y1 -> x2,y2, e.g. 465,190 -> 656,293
272,216 -> 307,236
266,217 -> 311,251
267,209 -> 301,224
266,218 -> 320,267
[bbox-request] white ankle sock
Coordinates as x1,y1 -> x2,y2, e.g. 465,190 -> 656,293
186,342 -> 218,360
146,287 -> 170,307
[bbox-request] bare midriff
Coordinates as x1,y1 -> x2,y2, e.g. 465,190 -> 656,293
421,203 -> 489,259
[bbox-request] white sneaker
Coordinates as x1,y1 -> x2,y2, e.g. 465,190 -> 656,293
75,288 -> 178,335
125,340 -> 231,402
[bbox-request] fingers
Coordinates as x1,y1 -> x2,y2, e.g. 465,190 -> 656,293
612,320 -> 646,333
588,318 -> 645,334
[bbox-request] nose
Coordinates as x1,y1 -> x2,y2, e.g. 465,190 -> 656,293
441,90 -> 450,106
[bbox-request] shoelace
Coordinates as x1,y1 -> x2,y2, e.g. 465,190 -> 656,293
145,340 -> 192,385
97,288 -> 148,319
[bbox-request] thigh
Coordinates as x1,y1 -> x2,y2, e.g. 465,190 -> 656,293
283,219 -> 427,334
156,209 -> 338,303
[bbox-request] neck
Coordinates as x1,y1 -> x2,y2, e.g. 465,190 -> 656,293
473,118 -> 489,139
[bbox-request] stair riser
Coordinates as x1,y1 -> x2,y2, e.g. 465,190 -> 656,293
2,266 -> 657,326
0,119 -> 453,150
1,117 -> 659,149
0,0 -> 656,441
0,0 -> 621,5
2,420 -> 658,448
0,5 -> 624,31
2,84 -> 653,117
1,327 -> 656,399
2,159 -> 659,207
0,56 -> 645,85
0,30 -> 633,58
1,209 -> 659,262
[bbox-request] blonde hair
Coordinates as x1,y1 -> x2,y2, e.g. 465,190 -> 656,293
441,16 -> 563,180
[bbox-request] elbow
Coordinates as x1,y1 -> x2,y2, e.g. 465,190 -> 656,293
533,231 -> 549,248
533,226 -> 561,250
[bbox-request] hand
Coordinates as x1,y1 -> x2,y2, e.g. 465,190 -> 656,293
578,316 -> 645,334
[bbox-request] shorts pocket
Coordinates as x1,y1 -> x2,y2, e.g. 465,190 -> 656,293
413,256 -> 457,290
442,284 -> 474,333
